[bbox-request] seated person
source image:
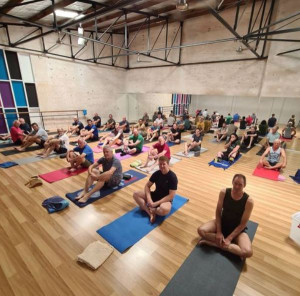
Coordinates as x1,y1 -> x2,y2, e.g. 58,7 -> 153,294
281,122 -> 296,139
155,112 -> 164,129
142,112 -> 150,127
69,117 -> 84,135
258,120 -> 268,136
246,115 -> 253,126
184,117 -> 191,130
239,116 -> 247,130
81,119 -> 99,142
240,126 -> 258,148
167,123 -> 181,144
167,114 -> 175,127
19,118 -> 31,134
0,134 -> 11,141
133,119 -> 146,138
204,117 -> 212,133
102,124 -> 123,146
146,122 -> 160,142
142,136 -> 171,172
169,110 -> 176,119
226,113 -> 232,125
119,116 -> 130,133
264,126 -> 280,148
260,139 -> 286,170
122,128 -> 144,155
288,115 -> 296,128
216,123 -> 227,142
184,128 -> 202,155
38,128 -> 69,158
67,138 -> 94,172
16,123 -> 48,151
233,113 -> 240,123
215,133 -> 240,163
93,113 -> 101,128
10,120 -> 25,145
101,114 -> 116,131
226,120 -> 238,138
218,115 -> 225,128
177,116 -> 185,131
152,111 -> 158,122
75,146 -> 122,203
198,174 -> 254,259
196,116 -> 204,131
268,114 -> 277,128
133,156 -> 177,223
183,108 -> 190,120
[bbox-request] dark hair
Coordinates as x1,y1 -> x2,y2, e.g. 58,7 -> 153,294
231,120 -> 234,124
87,119 -> 92,122
31,122 -> 38,127
261,120 -> 267,125
232,174 -> 246,186
242,116 -> 245,120
159,155 -> 169,164
272,114 -> 275,117
230,133 -> 238,142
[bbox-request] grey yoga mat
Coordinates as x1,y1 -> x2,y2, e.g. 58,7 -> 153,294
161,221 -> 258,296
15,153 -> 58,165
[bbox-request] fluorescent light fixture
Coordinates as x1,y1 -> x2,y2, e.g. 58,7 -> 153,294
55,9 -> 83,19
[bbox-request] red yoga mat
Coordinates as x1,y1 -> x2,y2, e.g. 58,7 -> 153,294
39,167 -> 88,183
253,165 -> 280,181
280,135 -> 294,142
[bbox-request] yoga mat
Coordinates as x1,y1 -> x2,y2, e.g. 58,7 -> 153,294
0,142 -> 14,148
135,157 -> 181,174
15,153 -> 58,165
1,145 -> 41,156
114,146 -> 150,161
39,166 -> 88,183
256,146 -> 265,156
0,161 -> 18,168
208,154 -> 242,170
175,148 -> 207,158
161,221 -> 258,296
167,140 -> 186,147
280,135 -> 294,142
92,144 -> 121,153
97,194 -> 189,253
290,169 -> 300,184
253,165 -> 280,181
65,170 -> 146,208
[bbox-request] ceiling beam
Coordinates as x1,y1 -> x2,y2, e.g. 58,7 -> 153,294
0,0 -> 23,14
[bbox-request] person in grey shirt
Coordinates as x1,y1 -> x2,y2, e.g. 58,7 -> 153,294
16,123 -> 48,151
226,120 -> 238,138
76,145 -> 123,203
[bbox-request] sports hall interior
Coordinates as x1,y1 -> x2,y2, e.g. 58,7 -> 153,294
0,0 -> 299,295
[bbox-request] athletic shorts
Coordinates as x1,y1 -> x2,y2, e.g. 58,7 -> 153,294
13,139 -> 22,146
268,161 -> 278,167
221,222 -> 247,238
222,151 -> 239,161
105,175 -> 121,188
81,159 -> 92,168
150,192 -> 173,204
133,147 -> 142,154
39,139 -> 46,148
190,145 -> 200,152
55,146 -> 67,154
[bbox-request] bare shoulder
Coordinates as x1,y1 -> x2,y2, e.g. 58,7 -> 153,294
246,196 -> 254,206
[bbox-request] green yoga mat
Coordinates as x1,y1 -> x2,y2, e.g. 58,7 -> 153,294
161,221 -> 258,296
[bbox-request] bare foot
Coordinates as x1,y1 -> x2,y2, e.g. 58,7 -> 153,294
69,167 -> 77,172
78,195 -> 89,203
36,152 -> 44,155
75,191 -> 85,200
247,145 -> 251,149
150,212 -> 156,223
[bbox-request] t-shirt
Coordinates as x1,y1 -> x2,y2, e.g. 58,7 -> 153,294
112,129 -> 123,141
155,118 -> 164,127
31,128 -> 48,141
227,140 -> 240,153
129,134 -> 144,150
59,133 -> 69,149
134,123 -> 146,132
106,118 -> 116,128
226,116 -> 232,124
258,123 -> 268,135
10,126 -> 23,142
72,121 -> 84,130
153,142 -> 171,159
19,123 -> 31,134
196,121 -> 204,131
268,117 -> 277,128
184,119 -> 191,130
119,120 -> 130,132
218,118 -> 225,128
97,156 -> 122,181
246,116 -> 252,125
167,116 -> 175,126
233,114 -> 240,122
74,144 -> 94,163
226,124 -> 237,136
267,131 -> 280,144
192,133 -> 203,143
85,124 -> 99,138
240,120 -> 247,129
149,170 -> 178,202
93,116 -> 101,128
171,127 -> 181,140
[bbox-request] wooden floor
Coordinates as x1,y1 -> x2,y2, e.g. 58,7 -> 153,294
0,128 -> 300,296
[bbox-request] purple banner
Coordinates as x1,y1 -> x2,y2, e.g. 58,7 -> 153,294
0,82 -> 15,108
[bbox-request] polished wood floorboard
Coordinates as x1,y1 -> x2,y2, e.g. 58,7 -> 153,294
0,130 -> 300,296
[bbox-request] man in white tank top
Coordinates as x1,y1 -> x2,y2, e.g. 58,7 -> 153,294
259,139 -> 287,170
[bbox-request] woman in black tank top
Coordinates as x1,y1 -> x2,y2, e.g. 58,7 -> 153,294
197,174 -> 254,259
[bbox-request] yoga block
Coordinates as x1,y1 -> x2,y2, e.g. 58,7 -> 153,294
194,151 -> 200,157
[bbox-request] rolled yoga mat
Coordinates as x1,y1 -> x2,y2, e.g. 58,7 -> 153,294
161,220 -> 258,296
97,194 -> 188,253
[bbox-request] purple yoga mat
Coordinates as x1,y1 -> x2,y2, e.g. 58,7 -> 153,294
114,146 -> 150,161
0,82 -> 15,108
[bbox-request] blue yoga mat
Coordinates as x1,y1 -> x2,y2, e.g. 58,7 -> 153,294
0,161 -> 19,168
290,169 -> 300,184
65,170 -> 147,208
168,140 -> 186,147
208,154 -> 242,170
97,194 -> 189,253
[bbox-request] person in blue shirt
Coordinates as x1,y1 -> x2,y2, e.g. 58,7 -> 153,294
233,113 -> 240,122
67,138 -> 94,172
81,119 -> 99,142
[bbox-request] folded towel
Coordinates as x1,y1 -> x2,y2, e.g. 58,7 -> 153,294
77,241 -> 113,270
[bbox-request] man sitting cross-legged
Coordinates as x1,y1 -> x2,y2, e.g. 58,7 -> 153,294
80,119 -> 99,142
184,128 -> 203,155
259,139 -> 286,170
38,128 -> 69,158
16,123 -> 48,151
133,156 -> 178,223
76,146 -> 123,203
240,126 -> 258,149
122,128 -> 144,155
167,123 -> 181,144
69,117 -> 84,136
198,174 -> 254,260
66,138 -> 94,172
101,124 -> 123,147
101,114 -> 116,131
146,122 -> 160,142
141,136 -> 170,172
216,123 -> 227,142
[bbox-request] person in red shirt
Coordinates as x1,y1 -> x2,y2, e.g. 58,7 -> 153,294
10,120 -> 25,145
141,136 -> 170,172
246,115 -> 253,126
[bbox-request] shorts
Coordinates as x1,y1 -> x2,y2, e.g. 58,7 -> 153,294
268,161 -> 278,167
39,139 -> 46,148
190,145 -> 201,152
105,175 -> 121,188
150,192 -> 173,204
14,138 -> 22,146
133,147 -> 142,154
81,159 -> 92,168
91,135 -> 99,141
221,221 -> 248,238
55,146 -> 67,154
222,151 -> 239,161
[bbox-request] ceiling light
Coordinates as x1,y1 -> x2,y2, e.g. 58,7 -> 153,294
176,0 -> 189,11
55,9 -> 83,19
